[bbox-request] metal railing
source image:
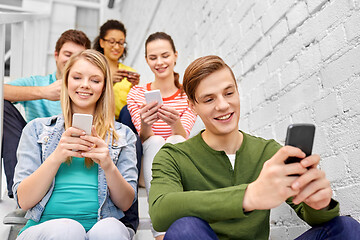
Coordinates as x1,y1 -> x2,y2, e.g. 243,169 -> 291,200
0,7 -> 50,199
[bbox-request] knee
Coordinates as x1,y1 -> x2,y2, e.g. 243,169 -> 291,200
331,216 -> 360,234
165,217 -> 213,240
143,135 -> 165,153
166,135 -> 186,144
46,219 -> 86,239
89,217 -> 130,240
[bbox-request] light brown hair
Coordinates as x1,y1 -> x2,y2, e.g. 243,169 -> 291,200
183,55 -> 237,103
55,29 -> 91,53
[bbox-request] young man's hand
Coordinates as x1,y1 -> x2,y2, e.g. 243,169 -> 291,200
243,146 -> 308,212
43,80 -> 62,101
291,155 -> 332,210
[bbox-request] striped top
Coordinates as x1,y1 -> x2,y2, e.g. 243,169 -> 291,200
127,83 -> 197,140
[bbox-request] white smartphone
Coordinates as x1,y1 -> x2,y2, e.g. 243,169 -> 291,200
144,89 -> 163,106
72,113 -> 93,135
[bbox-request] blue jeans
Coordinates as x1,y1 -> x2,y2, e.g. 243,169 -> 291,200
164,216 -> 360,240
1,100 -> 27,198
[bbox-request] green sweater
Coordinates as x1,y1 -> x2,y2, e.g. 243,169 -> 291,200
149,131 -> 339,240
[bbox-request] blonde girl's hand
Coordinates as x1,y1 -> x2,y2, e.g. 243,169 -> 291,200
158,105 -> 180,126
139,101 -> 161,127
80,126 -> 114,171
52,127 -> 93,164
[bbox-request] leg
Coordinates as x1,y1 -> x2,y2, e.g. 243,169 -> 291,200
165,135 -> 186,144
142,135 -> 165,195
295,216 -> 360,240
2,100 -> 27,198
142,135 -> 166,238
164,217 -> 218,240
87,217 -> 130,240
17,218 -> 86,240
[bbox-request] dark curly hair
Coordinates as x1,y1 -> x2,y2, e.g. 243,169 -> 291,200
93,19 -> 127,61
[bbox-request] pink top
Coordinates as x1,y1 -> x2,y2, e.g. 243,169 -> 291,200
127,83 -> 197,140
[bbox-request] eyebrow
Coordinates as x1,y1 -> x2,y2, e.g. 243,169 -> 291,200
148,51 -> 170,57
198,84 -> 236,100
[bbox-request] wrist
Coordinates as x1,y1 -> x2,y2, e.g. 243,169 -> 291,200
243,183 -> 256,212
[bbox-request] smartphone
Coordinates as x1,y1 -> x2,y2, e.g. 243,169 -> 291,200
284,123 -> 315,164
72,113 -> 93,136
144,89 -> 163,106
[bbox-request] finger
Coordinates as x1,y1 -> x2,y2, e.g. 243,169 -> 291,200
273,146 -> 306,165
292,178 -> 330,205
284,162 -> 308,176
291,168 -> 326,191
67,127 -> 86,137
303,188 -> 332,210
300,154 -> 320,169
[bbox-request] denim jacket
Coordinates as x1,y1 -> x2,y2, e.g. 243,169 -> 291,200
13,114 -> 138,222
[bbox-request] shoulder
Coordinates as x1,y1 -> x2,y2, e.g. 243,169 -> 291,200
128,85 -> 147,100
241,132 -> 282,157
23,115 -> 62,136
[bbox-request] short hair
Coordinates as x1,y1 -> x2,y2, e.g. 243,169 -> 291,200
183,55 -> 237,103
55,29 -> 91,53
93,19 -> 127,60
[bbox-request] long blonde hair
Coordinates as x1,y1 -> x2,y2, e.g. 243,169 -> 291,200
61,49 -> 118,166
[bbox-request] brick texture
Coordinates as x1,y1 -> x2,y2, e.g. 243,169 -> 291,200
119,0 -> 360,236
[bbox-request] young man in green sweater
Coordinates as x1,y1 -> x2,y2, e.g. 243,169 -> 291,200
148,55 -> 360,239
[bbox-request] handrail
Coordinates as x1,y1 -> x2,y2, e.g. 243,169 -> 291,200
0,9 -> 50,199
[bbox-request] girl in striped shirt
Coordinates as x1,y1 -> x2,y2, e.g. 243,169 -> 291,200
127,32 -> 196,240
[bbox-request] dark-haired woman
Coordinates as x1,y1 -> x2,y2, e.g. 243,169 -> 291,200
127,32 -> 196,240
93,19 -> 140,119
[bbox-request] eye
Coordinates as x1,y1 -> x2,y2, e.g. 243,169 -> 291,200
73,76 -> 81,80
225,91 -> 234,96
204,98 -> 213,103
91,79 -> 100,83
149,57 -> 156,61
108,39 -> 116,44
163,55 -> 169,58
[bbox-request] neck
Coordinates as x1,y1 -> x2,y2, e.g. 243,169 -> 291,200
202,129 -> 243,154
152,74 -> 178,97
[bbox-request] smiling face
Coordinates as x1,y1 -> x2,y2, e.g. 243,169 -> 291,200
145,39 -> 178,80
67,58 -> 105,114
189,67 -> 240,137
100,29 -> 126,62
55,41 -> 86,79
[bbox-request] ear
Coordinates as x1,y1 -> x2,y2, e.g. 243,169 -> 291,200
99,39 -> 105,49
174,51 -> 178,63
54,51 -> 59,61
187,99 -> 197,115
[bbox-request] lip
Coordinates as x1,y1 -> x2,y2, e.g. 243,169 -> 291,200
76,91 -> 93,98
214,112 -> 234,121
155,66 -> 168,73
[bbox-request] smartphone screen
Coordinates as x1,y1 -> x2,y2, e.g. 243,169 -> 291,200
285,123 -> 315,164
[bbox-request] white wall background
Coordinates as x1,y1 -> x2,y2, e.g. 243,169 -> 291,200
117,0 -> 360,238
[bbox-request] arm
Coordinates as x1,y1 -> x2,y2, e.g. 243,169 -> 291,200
149,147 -> 249,232
80,126 -> 137,211
15,123 -> 89,210
4,80 -> 61,102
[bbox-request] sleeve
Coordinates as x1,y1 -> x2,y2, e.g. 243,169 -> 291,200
286,197 -> 340,226
127,87 -> 142,134
179,105 -> 197,138
148,146 -> 250,232
7,76 -> 37,87
12,120 -> 43,207
116,126 -> 138,198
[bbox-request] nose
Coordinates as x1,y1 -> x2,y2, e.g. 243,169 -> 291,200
155,57 -> 163,66
80,78 -> 90,88
215,96 -> 230,111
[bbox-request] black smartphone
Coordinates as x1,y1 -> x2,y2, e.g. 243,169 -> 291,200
285,123 -> 315,164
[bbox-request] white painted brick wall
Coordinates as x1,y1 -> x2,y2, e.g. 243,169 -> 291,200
118,0 -> 360,237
